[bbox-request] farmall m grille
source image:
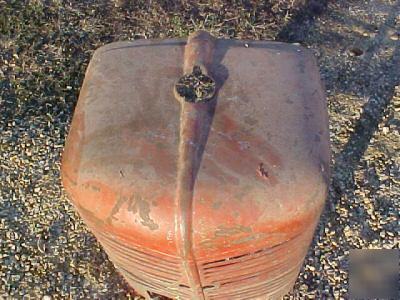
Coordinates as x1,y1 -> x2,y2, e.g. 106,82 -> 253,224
62,31 -> 330,299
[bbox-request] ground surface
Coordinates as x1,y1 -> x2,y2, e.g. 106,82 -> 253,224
0,0 -> 399,299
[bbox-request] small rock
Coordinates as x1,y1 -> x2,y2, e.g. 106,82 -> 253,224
382,126 -> 389,134
387,29 -> 399,41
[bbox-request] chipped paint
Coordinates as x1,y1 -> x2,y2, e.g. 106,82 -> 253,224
214,225 -> 252,237
62,32 -> 331,300
108,192 -> 159,231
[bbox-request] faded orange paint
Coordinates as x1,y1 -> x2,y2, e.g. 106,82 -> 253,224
62,31 -> 330,300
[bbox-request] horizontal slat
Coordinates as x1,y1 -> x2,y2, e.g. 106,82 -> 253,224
200,230 -> 311,299
94,230 -> 180,268
100,239 -> 180,280
202,249 -> 302,283
119,265 -> 193,299
206,265 -> 300,299
201,234 -> 303,269
90,230 -> 193,299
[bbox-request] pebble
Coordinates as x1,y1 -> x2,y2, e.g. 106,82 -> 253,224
382,126 -> 389,134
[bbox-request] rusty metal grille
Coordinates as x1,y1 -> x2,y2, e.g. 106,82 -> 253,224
199,232 -> 309,299
94,230 -> 192,299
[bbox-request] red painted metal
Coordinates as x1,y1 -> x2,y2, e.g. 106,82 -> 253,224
62,31 -> 330,299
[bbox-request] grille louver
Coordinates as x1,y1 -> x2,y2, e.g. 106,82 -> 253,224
199,232 -> 310,299
94,230 -> 193,299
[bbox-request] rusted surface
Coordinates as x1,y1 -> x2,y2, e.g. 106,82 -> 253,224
62,31 -> 330,299
174,31 -> 217,299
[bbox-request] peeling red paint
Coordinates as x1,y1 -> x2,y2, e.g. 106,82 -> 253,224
62,32 -> 330,300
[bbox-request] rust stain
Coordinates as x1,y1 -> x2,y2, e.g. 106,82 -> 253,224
82,182 -> 101,192
211,112 -> 283,172
134,196 -> 159,231
199,225 -> 264,249
214,225 -> 252,237
75,181 -> 117,221
108,192 -> 159,231
199,239 -> 218,250
218,113 -> 239,133
231,233 -> 267,245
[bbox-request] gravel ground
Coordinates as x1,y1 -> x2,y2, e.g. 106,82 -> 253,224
0,0 -> 399,299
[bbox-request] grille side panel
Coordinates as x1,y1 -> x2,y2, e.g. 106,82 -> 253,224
92,227 -> 192,299
198,223 -> 317,299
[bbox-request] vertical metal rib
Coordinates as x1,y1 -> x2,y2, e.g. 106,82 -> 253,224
174,31 -> 217,300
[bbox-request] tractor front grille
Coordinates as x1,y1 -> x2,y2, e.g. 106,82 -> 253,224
90,226 -> 313,299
